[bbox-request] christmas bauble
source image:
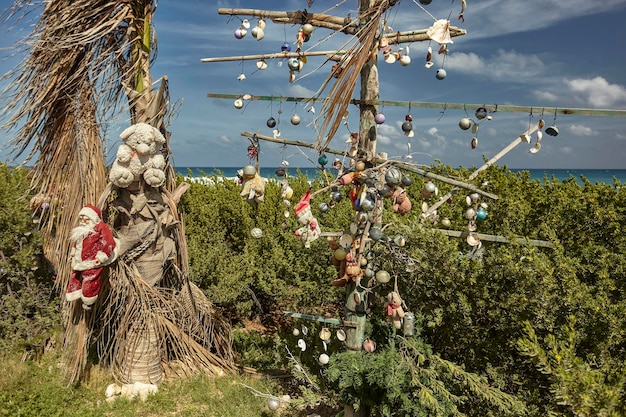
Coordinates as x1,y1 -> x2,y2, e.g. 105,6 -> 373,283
436,68 -> 447,80
374,113 -> 386,124
375,270 -> 391,284
459,117 -> 472,130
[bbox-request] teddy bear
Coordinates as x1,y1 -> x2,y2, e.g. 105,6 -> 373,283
384,291 -> 406,329
392,187 -> 412,215
240,171 -> 266,204
109,122 -> 166,188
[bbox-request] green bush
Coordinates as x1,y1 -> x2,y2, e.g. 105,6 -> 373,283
0,164 -> 59,353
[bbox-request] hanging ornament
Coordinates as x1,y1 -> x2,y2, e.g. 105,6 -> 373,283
237,73 -> 246,81
375,270 -> 391,284
287,57 -> 300,71
436,68 -> 447,80
266,116 -> 277,128
234,28 -> 245,39
476,207 -> 488,221
475,107 -> 488,120
290,113 -> 301,125
402,113 -> 414,137
399,46 -> 411,66
256,60 -> 268,70
233,98 -> 243,109
251,26 -> 264,40
302,23 -> 314,35
318,154 -> 328,166
374,113 -> 386,124
471,137 -> 478,149
459,117 -> 472,130
281,42 -> 291,52
530,130 -> 543,153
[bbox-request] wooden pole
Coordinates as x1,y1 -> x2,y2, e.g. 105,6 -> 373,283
423,122 -> 540,217
206,93 -> 626,118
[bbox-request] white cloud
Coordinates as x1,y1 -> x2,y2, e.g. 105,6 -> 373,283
447,50 -> 547,82
568,124 -> 597,137
566,77 -> 626,108
560,146 -> 574,155
532,90 -> 559,103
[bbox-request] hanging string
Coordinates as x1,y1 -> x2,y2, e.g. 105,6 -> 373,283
411,0 -> 437,21
438,103 -> 448,121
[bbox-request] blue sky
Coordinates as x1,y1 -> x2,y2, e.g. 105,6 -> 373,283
2,0 -> 626,170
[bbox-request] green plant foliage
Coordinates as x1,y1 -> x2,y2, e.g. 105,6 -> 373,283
518,317 -> 625,417
0,164 -> 59,353
325,333 -> 524,417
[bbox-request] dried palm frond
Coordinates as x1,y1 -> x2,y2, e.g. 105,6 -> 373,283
313,1 -> 388,151
1,1 -> 236,386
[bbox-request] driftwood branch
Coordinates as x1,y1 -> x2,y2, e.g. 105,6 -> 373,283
435,228 -> 554,249
240,131 -> 499,200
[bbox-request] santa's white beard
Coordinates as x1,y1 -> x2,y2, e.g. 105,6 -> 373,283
71,224 -> 94,243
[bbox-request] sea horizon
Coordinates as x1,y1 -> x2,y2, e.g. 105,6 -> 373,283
174,166 -> 626,185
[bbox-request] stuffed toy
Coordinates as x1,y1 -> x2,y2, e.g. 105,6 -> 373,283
109,122 -> 166,188
392,187 -> 412,215
384,291 -> 406,329
66,204 -> 119,309
240,171 -> 266,204
294,189 -> 321,248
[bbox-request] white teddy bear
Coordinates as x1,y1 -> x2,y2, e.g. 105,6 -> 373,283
109,122 -> 166,188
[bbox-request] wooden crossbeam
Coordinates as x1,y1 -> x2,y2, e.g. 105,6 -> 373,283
206,93 -> 626,118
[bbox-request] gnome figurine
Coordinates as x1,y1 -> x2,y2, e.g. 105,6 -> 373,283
66,204 -> 119,309
294,189 -> 321,248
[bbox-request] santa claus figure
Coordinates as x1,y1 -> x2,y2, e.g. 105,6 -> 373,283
66,204 -> 119,309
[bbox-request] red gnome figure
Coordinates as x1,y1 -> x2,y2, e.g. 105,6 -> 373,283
66,204 -> 119,309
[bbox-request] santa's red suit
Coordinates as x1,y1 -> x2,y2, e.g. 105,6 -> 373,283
66,204 -> 119,308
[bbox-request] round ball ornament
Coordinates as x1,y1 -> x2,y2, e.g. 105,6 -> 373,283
374,113 -> 386,124
334,248 -> 347,261
424,181 -> 437,193
266,116 -> 277,128
476,207 -> 488,221
290,114 -> 301,125
250,227 -> 263,239
319,202 -> 330,213
242,164 -> 256,178
288,58 -> 300,71
318,154 -> 329,166
268,397 -> 281,411
233,99 -> 244,109
459,117 -> 472,130
330,191 -> 343,202
385,167 -> 402,186
375,270 -> 391,284
401,174 -> 413,186
234,28 -> 245,39
402,121 -> 413,133
436,68 -> 447,80
318,353 -> 330,365
302,23 -> 314,35
281,42 -> 291,52
369,226 -> 383,241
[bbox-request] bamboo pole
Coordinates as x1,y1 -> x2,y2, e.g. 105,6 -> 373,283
207,93 -> 626,118
423,122 -> 540,217
201,50 -> 346,63
239,131 -> 499,199
434,229 -> 554,248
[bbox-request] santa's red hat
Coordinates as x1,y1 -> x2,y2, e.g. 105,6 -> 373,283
79,204 -> 102,224
295,189 -> 312,217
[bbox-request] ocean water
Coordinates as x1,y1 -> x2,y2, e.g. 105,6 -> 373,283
174,167 -> 626,185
